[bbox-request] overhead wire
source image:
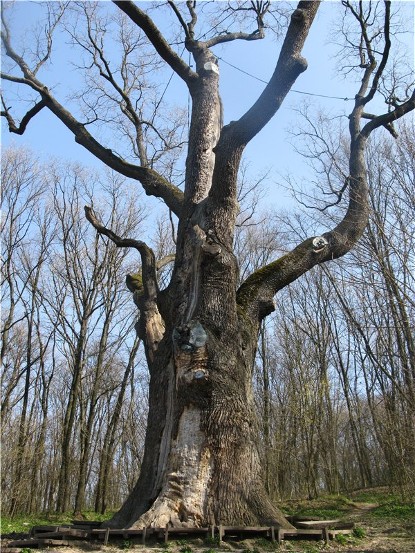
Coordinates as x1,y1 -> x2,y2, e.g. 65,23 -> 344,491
155,10 -> 352,134
216,55 -> 353,102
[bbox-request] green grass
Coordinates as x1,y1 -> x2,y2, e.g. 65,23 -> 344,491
349,488 -> 399,503
0,511 -> 113,535
352,526 -> 366,538
334,533 -> 348,545
369,502 -> 415,520
281,493 -> 351,519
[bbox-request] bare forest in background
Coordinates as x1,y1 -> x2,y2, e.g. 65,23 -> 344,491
2,118 -> 414,516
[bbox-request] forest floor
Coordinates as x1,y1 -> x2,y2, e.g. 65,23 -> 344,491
2,490 -> 415,553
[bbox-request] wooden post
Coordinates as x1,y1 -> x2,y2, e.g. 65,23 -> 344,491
277,528 -> 284,544
104,528 -> 110,546
323,527 -> 329,544
270,526 -> 275,542
164,524 -> 169,543
218,525 -> 223,543
142,527 -> 147,545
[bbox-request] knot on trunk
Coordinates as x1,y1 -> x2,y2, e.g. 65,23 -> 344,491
173,320 -> 208,352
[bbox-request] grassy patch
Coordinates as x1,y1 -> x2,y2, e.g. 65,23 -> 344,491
369,503 -> 415,520
0,511 -> 113,535
349,488 -> 399,504
352,526 -> 366,538
281,494 -> 351,519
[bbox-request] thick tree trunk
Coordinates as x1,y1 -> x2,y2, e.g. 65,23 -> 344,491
109,317 -> 291,528
107,43 -> 292,529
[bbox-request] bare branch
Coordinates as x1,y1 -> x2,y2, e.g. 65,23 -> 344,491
208,1 -> 320,212
204,30 -> 264,48
1,7 -> 37,83
2,5 -> 184,215
186,1 -> 197,38
202,1 -> 270,48
112,0 -> 197,85
1,97 -> 46,135
361,90 -> 415,138
237,235 -> 324,319
168,1 -> 190,38
77,6 -> 150,167
85,206 -> 148,253
32,3 -> 67,75
362,0 -> 391,106
1,72 -> 33,86
361,111 -> 398,138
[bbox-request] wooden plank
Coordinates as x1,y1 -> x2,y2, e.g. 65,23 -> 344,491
220,526 -> 271,538
32,529 -> 90,539
295,520 -> 355,530
328,522 -> 355,530
8,539 -> 71,548
31,525 -> 64,533
329,529 -> 353,538
280,529 -> 323,538
62,528 -> 90,538
220,526 -> 270,533
37,539 -> 71,546
71,520 -> 102,527
8,541 -> 38,548
167,527 -> 210,534
91,529 -> 145,536
287,515 -> 323,522
295,520 -> 338,529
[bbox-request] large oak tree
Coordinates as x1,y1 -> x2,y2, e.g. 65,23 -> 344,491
2,0 -> 414,529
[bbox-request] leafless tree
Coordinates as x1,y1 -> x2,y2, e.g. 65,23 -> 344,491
2,0 -> 414,527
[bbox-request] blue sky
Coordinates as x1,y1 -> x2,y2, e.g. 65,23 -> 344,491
2,1 -> 414,210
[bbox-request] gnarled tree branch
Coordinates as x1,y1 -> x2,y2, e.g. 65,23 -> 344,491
1,96 -> 46,135
85,206 -> 161,319
227,1 -> 321,147
235,1 -> 414,322
85,205 -> 166,361
207,1 -> 320,226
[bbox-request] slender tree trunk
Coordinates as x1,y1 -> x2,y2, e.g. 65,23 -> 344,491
56,326 -> 87,513
259,323 -> 272,495
95,337 -> 140,514
75,313 -> 111,514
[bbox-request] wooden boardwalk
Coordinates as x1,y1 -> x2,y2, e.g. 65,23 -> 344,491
5,519 -> 355,549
